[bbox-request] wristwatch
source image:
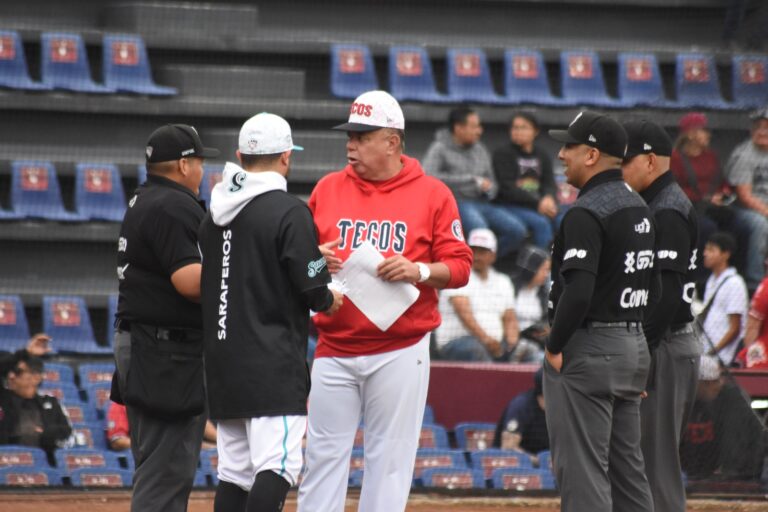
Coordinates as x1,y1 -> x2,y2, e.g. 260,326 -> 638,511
416,262 -> 431,283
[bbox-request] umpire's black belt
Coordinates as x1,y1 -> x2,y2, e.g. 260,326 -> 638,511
114,319 -> 193,342
583,320 -> 642,331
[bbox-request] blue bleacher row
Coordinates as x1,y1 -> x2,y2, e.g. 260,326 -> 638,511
0,162 -> 224,221
332,43 -> 768,110
0,30 -> 174,95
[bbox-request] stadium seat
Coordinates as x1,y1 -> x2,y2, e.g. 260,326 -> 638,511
446,48 -> 505,104
194,468 -> 209,487
199,448 -> 218,475
43,363 -> 75,385
503,49 -> 565,106
0,467 -> 61,486
137,164 -> 147,185
537,450 -> 552,471
413,448 -> 467,478
39,381 -> 81,403
454,422 -> 497,451
419,424 -> 449,449
102,34 -> 177,95
0,30 -> 50,90
55,448 -> 121,474
732,55 -> 768,109
388,46 -> 449,103
83,381 -> 112,414
78,363 -> 116,386
349,468 -> 364,487
674,53 -> 730,109
42,295 -> 111,354
70,467 -> 132,487
10,161 -> 83,221
349,448 -> 365,474
423,404 -> 435,425
491,467 -> 556,490
71,422 -> 108,450
0,204 -> 19,220
107,294 -> 118,341
330,43 -> 378,99
420,467 -> 486,489
41,32 -> 114,93
560,51 -> 627,108
62,402 -> 99,425
469,449 -> 533,479
74,163 -> 126,221
617,52 -> 671,108
199,164 -> 224,208
0,446 -> 49,468
0,295 -> 31,351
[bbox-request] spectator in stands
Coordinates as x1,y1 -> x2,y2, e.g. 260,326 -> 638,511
493,367 -> 548,455
492,112 -> 559,249
700,233 -> 748,366
736,263 -> 768,369
681,356 -> 766,481
0,350 -> 72,462
436,228 -> 541,363
423,107 -> 526,256
0,333 -> 52,360
512,246 -> 551,349
725,107 -> 768,291
106,401 -> 218,451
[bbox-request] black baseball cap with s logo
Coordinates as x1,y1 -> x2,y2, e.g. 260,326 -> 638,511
549,110 -> 628,159
145,124 -> 220,163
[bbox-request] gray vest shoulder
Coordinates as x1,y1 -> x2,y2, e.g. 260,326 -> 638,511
649,182 -> 693,217
574,180 -> 646,219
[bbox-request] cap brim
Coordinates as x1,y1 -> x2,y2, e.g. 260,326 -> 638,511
548,129 -> 581,144
291,145 -> 304,152
332,122 -> 383,132
198,147 -> 221,158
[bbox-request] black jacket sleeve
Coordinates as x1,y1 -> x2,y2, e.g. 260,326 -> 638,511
38,396 -> 72,453
546,269 -> 596,354
538,148 -> 557,199
643,270 -> 683,349
492,146 -> 539,209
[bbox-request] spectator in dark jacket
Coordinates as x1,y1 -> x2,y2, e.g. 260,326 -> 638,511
492,112 -> 559,248
0,350 -> 72,463
493,368 -> 548,455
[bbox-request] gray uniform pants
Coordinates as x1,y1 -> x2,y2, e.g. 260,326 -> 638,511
114,329 -> 206,512
544,326 -> 653,512
641,328 -> 701,512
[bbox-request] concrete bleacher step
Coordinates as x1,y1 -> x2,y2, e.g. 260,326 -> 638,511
103,2 -> 259,37
156,65 -> 306,100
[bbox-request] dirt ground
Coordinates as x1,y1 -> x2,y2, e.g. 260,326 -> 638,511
0,491 -> 767,512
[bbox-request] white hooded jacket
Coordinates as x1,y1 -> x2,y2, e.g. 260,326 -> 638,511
208,161 -> 287,226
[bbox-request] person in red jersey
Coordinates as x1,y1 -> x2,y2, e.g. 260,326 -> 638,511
297,90 -> 472,512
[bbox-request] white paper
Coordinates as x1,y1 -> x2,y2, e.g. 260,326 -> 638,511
332,241 -> 420,331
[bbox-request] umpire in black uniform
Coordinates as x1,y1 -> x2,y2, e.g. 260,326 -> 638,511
622,120 -> 700,512
545,111 -> 655,512
114,124 -> 219,512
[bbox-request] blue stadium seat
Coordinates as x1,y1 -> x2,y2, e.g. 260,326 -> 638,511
0,295 -> 30,351
71,422 -> 107,450
0,445 -> 49,468
194,469 -> 209,487
537,450 -> 552,471
107,294 -> 118,341
413,448 -> 467,479
349,448 -> 365,474
70,467 -> 132,487
420,467 -> 486,489
39,381 -> 82,403
560,51 -> 627,107
40,32 -> 114,93
0,204 -> 20,219
423,404 -> 435,425
446,48 -> 505,104
43,363 -> 75,385
491,467 -> 556,490
55,448 -> 121,474
330,43 -> 378,99
199,448 -> 218,473
78,363 -> 116,386
349,468 -> 364,487
419,424 -> 449,449
74,163 -> 126,221
137,164 -> 147,185
0,30 -> 50,91
0,467 -> 61,486
674,53 -> 730,109
503,49 -> 565,106
388,46 -> 449,103
200,164 -> 224,208
11,161 -> 83,221
469,449 -> 533,479
61,402 -> 99,425
732,55 -> 768,109
617,52 -> 671,108
42,296 -> 111,354
82,381 -> 112,414
102,34 -> 177,96
454,422 -> 497,452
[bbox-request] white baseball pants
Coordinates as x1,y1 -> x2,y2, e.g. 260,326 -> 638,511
297,334 -> 430,512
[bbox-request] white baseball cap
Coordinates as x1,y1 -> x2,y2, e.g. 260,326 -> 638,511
333,90 -> 405,132
467,228 -> 497,253
239,113 -> 304,155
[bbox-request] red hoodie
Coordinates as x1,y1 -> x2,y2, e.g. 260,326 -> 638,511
309,155 -> 472,358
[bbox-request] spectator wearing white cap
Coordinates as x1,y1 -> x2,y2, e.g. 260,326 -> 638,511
437,228 -> 543,363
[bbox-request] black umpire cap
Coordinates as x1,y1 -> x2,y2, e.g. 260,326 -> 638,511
145,124 -> 220,163
549,111 -> 628,159
623,120 -> 673,161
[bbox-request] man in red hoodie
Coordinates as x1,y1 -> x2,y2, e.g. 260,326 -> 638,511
297,90 -> 473,512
